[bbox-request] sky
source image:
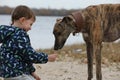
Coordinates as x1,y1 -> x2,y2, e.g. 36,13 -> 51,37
0,0 -> 120,9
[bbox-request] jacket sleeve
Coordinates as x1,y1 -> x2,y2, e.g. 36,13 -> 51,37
14,30 -> 48,64
22,45 -> 48,63
0,25 -> 15,43
27,63 -> 36,74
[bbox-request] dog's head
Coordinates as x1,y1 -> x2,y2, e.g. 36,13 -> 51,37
53,16 -> 76,50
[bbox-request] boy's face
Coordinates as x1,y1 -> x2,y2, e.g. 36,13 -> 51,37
21,17 -> 34,32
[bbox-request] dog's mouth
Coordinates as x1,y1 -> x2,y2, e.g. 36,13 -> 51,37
54,40 -> 66,50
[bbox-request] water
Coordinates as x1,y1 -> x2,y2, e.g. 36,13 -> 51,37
0,15 -> 84,49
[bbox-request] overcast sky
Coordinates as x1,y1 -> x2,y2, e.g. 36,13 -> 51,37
0,0 -> 120,9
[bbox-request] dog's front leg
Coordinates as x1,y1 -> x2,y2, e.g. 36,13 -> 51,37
93,42 -> 102,80
92,20 -> 103,80
86,41 -> 93,80
83,33 -> 93,80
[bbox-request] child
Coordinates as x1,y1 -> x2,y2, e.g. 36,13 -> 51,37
0,5 -> 57,80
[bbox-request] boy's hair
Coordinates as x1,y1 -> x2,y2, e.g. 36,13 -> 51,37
11,5 -> 36,25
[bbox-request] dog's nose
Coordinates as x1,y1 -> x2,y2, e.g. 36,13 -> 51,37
54,45 -> 59,50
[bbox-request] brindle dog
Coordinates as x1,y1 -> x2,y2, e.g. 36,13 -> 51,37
53,4 -> 120,80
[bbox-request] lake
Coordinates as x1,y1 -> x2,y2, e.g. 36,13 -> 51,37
0,15 -> 84,49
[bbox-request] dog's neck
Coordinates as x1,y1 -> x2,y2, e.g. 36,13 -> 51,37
71,11 -> 84,35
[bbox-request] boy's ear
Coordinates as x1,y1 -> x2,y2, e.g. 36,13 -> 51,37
19,17 -> 26,23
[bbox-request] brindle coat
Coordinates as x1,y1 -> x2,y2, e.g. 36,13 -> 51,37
53,4 -> 120,80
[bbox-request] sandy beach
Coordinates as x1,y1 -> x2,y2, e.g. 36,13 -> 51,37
34,60 -> 120,80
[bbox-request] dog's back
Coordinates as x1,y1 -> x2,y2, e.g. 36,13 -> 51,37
82,4 -> 120,42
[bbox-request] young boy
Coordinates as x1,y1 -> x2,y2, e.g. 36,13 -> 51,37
0,5 -> 57,80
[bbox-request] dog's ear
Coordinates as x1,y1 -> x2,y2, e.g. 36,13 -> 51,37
62,16 -> 73,23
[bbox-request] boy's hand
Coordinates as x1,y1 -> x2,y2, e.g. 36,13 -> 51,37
48,53 -> 57,62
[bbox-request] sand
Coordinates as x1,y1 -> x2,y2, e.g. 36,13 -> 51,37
34,61 -> 120,80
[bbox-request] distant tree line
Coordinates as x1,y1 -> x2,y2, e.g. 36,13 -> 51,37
0,6 -> 82,16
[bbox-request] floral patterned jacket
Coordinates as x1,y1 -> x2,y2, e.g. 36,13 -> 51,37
0,25 -> 48,78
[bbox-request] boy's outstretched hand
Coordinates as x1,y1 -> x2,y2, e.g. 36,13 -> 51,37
48,53 -> 58,62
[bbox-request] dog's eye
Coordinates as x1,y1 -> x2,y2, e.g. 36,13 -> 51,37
56,32 -> 61,36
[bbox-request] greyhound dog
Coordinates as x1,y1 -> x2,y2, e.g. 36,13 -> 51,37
53,4 -> 120,80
